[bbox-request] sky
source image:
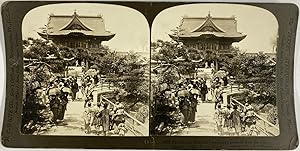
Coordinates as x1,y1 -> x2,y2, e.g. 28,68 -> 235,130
151,4 -> 279,53
22,3 -> 278,54
22,3 -> 150,53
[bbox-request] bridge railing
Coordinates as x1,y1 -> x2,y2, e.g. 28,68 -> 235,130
101,96 -> 148,136
230,98 -> 280,136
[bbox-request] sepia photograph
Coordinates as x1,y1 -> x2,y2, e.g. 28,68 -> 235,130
1,1 -> 299,149
22,3 -> 150,136
150,4 -> 279,136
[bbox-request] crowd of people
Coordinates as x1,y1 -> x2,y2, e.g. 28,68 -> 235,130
214,102 -> 259,136
153,67 -> 261,136
174,76 -> 229,126
45,74 -> 99,124
23,65 -> 130,136
46,74 -> 129,136
83,101 -> 127,136
153,74 -> 229,133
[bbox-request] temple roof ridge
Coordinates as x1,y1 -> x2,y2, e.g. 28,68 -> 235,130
169,13 -> 246,42
191,13 -> 226,33
38,11 -> 115,41
59,11 -> 93,31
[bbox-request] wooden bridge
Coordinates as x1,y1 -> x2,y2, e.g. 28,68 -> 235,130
230,98 -> 280,136
90,83 -> 148,136
101,96 -> 149,136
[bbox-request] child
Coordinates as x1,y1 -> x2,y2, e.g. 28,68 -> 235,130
112,103 -> 126,128
116,123 -> 127,136
83,102 -> 93,134
248,120 -> 259,136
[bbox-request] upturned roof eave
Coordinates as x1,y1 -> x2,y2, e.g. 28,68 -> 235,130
37,31 -> 116,41
169,33 -> 246,42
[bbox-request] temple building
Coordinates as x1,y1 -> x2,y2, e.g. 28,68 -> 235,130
169,13 -> 246,53
38,11 -> 115,48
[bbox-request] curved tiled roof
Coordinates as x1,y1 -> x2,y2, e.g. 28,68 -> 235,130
38,12 -> 115,40
169,14 -> 246,42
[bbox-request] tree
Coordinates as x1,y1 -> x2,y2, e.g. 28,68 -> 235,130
150,39 -> 277,133
108,52 -> 149,109
226,52 -> 276,107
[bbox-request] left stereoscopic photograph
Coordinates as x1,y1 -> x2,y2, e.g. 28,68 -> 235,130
22,3 -> 150,136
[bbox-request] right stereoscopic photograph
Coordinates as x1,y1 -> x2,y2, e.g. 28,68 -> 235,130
150,4 -> 279,136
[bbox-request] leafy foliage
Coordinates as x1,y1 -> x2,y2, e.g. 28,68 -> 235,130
150,39 -> 277,134
23,38 -> 150,127
107,52 -> 149,109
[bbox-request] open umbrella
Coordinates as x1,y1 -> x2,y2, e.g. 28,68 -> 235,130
213,70 -> 226,78
190,88 -> 200,95
197,72 -> 211,79
48,88 -> 60,96
90,65 -> 98,69
61,87 -> 72,94
85,69 -> 98,76
177,89 -> 189,97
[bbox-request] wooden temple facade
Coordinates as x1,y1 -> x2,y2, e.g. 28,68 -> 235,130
38,11 -> 115,48
169,13 -> 246,53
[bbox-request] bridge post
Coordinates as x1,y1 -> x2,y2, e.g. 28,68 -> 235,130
222,93 -> 227,106
92,91 -> 98,105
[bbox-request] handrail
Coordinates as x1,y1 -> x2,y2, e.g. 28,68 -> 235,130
125,121 -> 144,136
101,96 -> 147,128
100,96 -> 148,135
231,98 -> 279,131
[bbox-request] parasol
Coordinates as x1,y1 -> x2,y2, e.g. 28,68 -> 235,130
197,73 -> 210,79
159,83 -> 168,92
213,70 -> 226,78
61,87 -> 72,94
48,88 -> 60,96
85,69 -> 98,76
90,65 -> 98,69
190,88 -> 200,95
177,89 -> 189,97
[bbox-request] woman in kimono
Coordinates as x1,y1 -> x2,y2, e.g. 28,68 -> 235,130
58,91 -> 69,122
189,86 -> 199,123
100,103 -> 111,136
206,79 -> 213,102
83,102 -> 93,134
230,105 -> 242,136
223,104 -> 233,130
91,102 -> 103,135
75,86 -> 85,102
214,104 -> 225,135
